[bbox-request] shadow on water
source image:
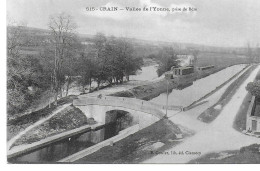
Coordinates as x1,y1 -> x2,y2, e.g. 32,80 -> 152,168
8,110 -> 134,163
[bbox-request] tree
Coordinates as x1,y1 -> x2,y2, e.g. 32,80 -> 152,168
156,47 -> 178,77
256,43 -> 260,63
62,36 -> 82,96
48,12 -> 77,105
191,49 -> 199,67
92,33 -> 108,89
77,51 -> 96,93
7,20 -> 47,115
116,38 -> 142,82
246,81 -> 260,98
247,42 -> 254,63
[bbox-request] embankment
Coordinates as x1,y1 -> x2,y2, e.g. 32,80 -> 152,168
109,79 -> 178,100
109,64 -> 247,102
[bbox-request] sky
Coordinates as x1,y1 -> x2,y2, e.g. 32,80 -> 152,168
6,0 -> 260,47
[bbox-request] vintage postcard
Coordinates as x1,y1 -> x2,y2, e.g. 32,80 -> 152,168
6,0 -> 260,164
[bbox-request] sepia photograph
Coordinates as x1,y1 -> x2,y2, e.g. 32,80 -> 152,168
5,0 -> 260,164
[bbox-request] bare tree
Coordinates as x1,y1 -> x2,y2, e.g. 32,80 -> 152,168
247,42 -> 253,63
256,43 -> 260,62
48,12 -> 77,105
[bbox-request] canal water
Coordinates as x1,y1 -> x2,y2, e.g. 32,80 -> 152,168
150,64 -> 246,107
130,64 -> 159,81
8,111 -> 134,163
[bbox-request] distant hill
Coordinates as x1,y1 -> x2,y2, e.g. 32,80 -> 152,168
8,26 -> 249,57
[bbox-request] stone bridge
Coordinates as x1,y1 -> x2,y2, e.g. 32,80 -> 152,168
73,96 -> 182,129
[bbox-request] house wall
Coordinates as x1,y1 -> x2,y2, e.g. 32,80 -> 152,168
246,96 -> 260,132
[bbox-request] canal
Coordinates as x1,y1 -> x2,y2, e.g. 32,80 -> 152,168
8,110 -> 134,163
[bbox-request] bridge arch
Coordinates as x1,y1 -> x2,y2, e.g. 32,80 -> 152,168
76,104 -> 160,129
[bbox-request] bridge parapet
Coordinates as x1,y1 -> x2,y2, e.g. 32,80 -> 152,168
73,96 -> 167,119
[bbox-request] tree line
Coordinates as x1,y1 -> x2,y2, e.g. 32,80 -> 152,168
7,13 -> 143,115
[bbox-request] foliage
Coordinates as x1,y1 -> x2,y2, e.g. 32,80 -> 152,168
78,33 -> 143,90
7,24 -> 50,115
246,81 -> 260,97
156,47 -> 178,77
7,14 -> 143,116
76,51 -> 96,92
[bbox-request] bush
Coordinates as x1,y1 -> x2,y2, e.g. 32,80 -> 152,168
246,81 -> 260,97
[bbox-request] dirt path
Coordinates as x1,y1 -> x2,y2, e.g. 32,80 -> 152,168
143,65 -> 260,163
7,103 -> 71,151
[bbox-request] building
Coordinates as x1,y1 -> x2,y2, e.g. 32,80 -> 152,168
246,96 -> 260,133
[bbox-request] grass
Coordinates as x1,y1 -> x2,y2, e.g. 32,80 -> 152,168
198,65 -> 256,123
75,119 -> 193,164
233,93 -> 252,131
197,52 -> 249,68
11,105 -> 94,148
7,95 -> 78,141
189,144 -> 260,164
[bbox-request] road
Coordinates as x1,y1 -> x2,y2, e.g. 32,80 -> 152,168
143,65 -> 260,163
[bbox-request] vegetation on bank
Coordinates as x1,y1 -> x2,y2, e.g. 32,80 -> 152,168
234,69 -> 260,131
7,13 -> 143,116
151,47 -> 179,77
246,81 -> 260,98
189,144 -> 260,164
11,105 -> 95,148
109,79 -> 177,100
7,95 -> 77,141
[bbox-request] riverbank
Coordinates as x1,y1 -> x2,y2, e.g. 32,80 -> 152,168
110,64 -> 248,103
109,79 -> 177,100
7,95 -> 78,141
10,105 -> 96,149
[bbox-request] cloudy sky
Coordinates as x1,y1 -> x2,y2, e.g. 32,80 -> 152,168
7,0 -> 260,47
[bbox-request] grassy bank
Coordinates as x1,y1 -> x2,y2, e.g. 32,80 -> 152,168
11,105 -> 95,148
189,144 -> 260,164
111,64 -> 250,103
109,79 -> 178,100
75,119 -> 193,164
197,65 -> 256,123
7,95 -> 78,141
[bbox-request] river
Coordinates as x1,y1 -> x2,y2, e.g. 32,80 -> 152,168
130,64 -> 159,81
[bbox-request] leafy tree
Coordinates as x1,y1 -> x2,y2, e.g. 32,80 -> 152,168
157,47 -> 178,77
62,36 -> 82,96
92,33 -> 109,89
76,51 -> 96,93
7,21 -> 48,115
246,81 -> 260,97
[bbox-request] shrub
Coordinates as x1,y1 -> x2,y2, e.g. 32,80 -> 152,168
246,81 -> 260,97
